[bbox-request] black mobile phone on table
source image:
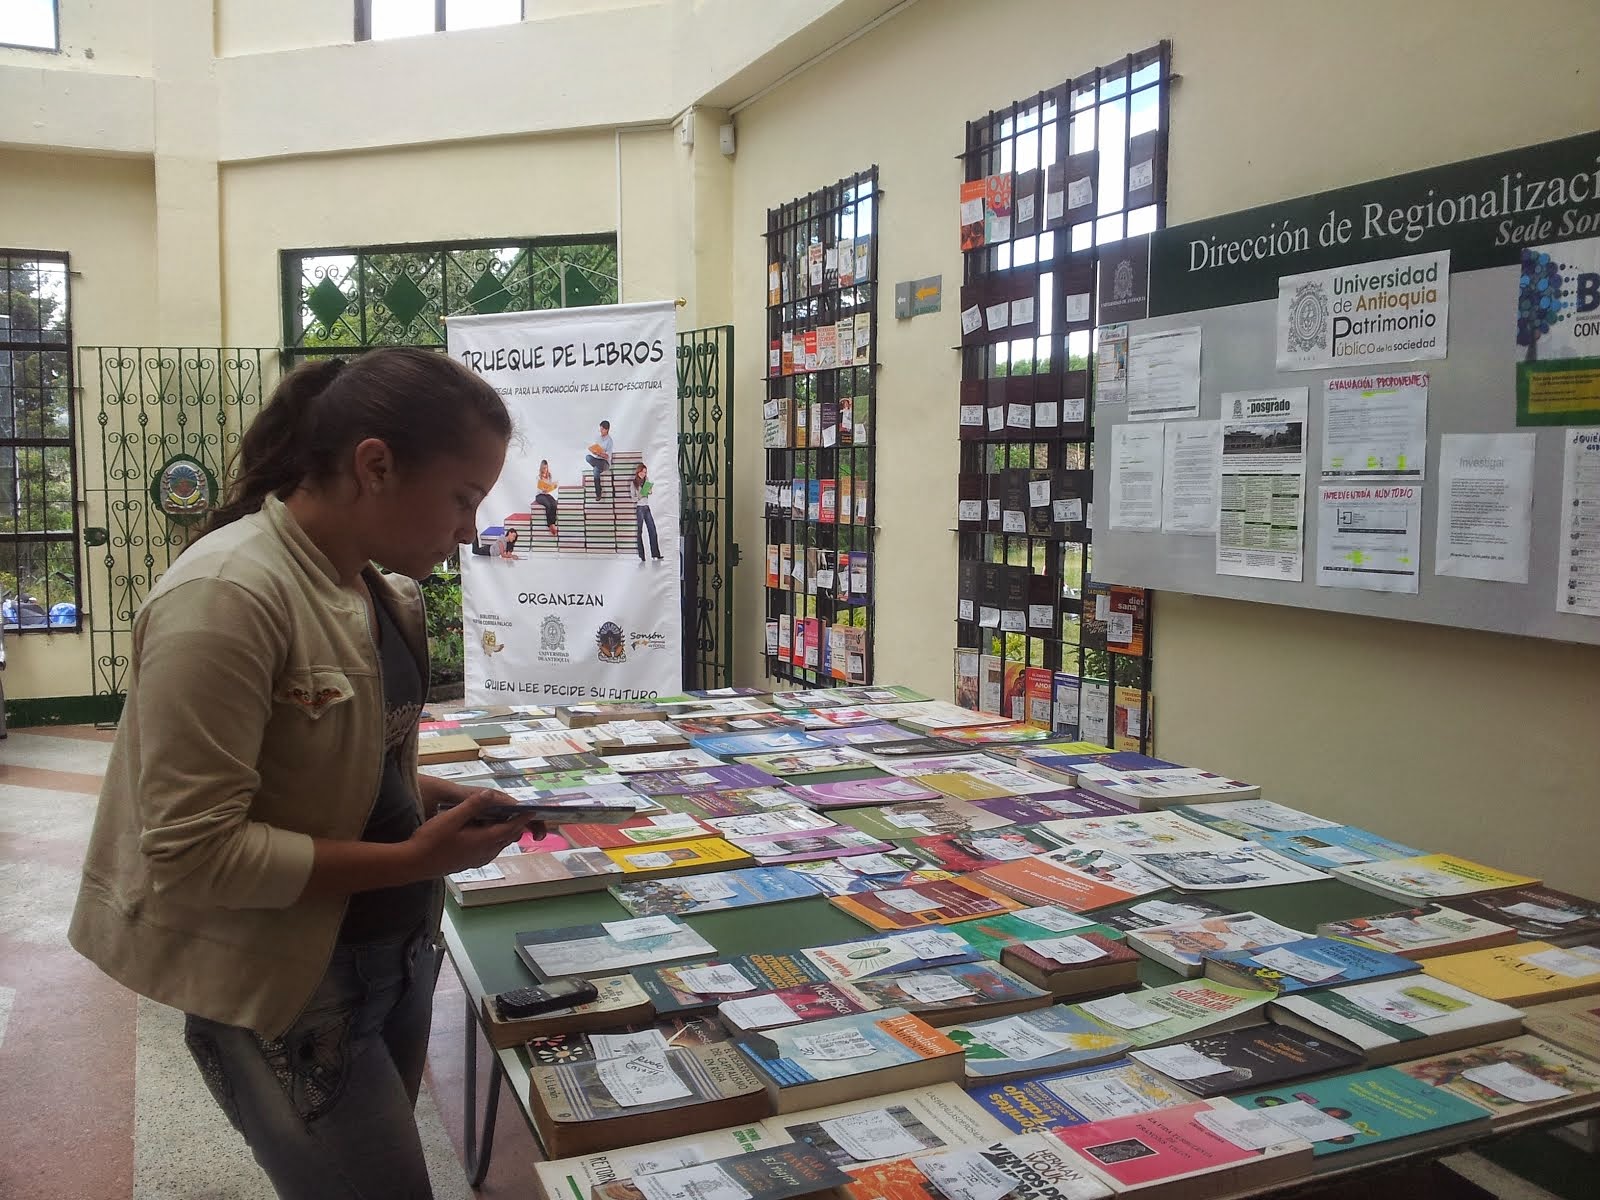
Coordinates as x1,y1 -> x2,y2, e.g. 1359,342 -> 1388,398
491,979 -> 600,1021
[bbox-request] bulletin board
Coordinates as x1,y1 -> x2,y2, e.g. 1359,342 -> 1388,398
1092,129 -> 1600,646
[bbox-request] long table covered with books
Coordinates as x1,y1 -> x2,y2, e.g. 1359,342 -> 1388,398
424,686 -> 1600,1200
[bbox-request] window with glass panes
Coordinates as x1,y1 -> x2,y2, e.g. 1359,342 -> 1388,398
1,251 -> 80,630
953,44 -> 1167,749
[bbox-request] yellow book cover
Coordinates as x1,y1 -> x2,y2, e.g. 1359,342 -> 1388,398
1035,740 -> 1116,755
916,772 -> 1010,803
604,839 -> 753,876
1422,942 -> 1600,1005
1336,854 -> 1539,900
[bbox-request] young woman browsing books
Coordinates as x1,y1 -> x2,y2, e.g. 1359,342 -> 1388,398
69,348 -> 542,1200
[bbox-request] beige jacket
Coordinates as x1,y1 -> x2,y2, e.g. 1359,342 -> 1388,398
69,495 -> 430,1037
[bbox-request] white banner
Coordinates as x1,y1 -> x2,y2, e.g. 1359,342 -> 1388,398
448,302 -> 682,703
1276,250 -> 1449,371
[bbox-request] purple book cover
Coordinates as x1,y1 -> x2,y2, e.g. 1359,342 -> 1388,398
731,830 -> 896,863
624,763 -> 784,796
972,790 -> 1137,823
788,777 -> 947,809
806,723 -> 922,748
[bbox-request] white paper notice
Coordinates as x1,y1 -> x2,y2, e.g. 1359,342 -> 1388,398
1461,1062 -> 1574,1102
1096,324 -> 1128,407
879,888 -> 945,914
595,1049 -> 693,1107
633,1164 -> 753,1200
1127,327 -> 1202,421
449,863 -> 505,884
897,973 -> 978,1003
1218,387 -> 1308,581
676,964 -> 757,994
1322,373 -> 1429,478
1079,994 -> 1165,1029
1110,423 -> 1165,531
1523,946 -> 1600,978
1435,433 -> 1536,583
819,1110 -> 929,1162
1252,946 -> 1344,982
1347,984 -> 1449,1025
975,1016 -> 1063,1061
1130,1044 -> 1231,1080
1026,936 -> 1107,964
1195,1106 -> 1299,1151
794,1030 -> 877,1061
961,306 -> 984,337
590,1030 -> 671,1059
1015,905 -> 1096,932
1315,482 -> 1422,593
1253,1100 -> 1360,1142
603,915 -> 682,941
900,930 -> 970,960
917,1151 -> 1019,1200
1160,419 -> 1222,534
1276,251 -> 1449,372
1502,901 -> 1582,924
721,994 -> 798,1029
1557,429 -> 1600,617
1079,681 -> 1110,747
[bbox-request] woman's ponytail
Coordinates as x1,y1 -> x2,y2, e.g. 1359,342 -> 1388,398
206,357 -> 346,533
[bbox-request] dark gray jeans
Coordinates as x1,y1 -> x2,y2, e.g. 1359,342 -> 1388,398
183,929 -> 442,1200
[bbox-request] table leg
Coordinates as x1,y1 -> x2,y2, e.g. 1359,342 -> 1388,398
462,989 -> 504,1189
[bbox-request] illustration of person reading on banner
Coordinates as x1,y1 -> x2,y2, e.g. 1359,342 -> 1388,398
585,420 -> 613,499
632,461 -> 662,563
532,458 -> 559,544
499,527 -> 520,560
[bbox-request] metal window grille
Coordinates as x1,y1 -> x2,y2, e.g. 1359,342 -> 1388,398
762,167 -> 879,686
955,44 -> 1169,749
1,250 -> 80,632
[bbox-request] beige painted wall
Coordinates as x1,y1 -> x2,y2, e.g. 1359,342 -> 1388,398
0,149 -> 159,700
727,0 -> 1600,894
218,128 -> 679,346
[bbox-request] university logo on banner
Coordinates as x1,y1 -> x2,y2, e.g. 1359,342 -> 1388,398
448,301 -> 682,704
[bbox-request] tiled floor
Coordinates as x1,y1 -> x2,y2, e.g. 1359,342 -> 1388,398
0,727 -> 547,1200
0,726 -> 1572,1200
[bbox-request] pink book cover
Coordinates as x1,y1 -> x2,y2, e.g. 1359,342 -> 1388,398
1050,1102 -> 1276,1187
787,778 -> 946,809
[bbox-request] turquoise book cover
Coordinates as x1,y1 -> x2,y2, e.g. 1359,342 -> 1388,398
1233,1066 -> 1490,1157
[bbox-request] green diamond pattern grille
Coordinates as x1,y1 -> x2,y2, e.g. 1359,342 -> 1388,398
466,268 -> 513,314
382,274 -> 430,330
306,277 -> 350,333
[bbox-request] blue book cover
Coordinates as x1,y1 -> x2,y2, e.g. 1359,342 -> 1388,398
950,1005 -> 1131,1080
689,728 -> 831,757
735,1008 -> 959,1088
1254,826 -> 1423,870
1233,1066 -> 1490,1157
608,866 -> 824,917
968,1058 -> 1201,1133
807,479 -> 821,522
1205,937 -> 1422,994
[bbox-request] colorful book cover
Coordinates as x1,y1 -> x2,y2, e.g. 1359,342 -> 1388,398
515,921 -> 716,981
1394,1034 -> 1600,1121
820,479 -> 838,523
1205,938 -> 1422,994
849,736 -> 969,759
592,1145 -> 850,1200
1253,826 -> 1424,870
556,813 -> 718,850
850,962 -> 1049,1019
829,878 -> 1023,930
730,829 -> 897,865
536,1125 -> 779,1200
1127,913 -> 1311,975
949,1006 -> 1131,1080
904,829 -> 1059,873
940,722 -> 1057,745
633,960 -> 784,1016
606,749 -> 729,774
1112,687 -> 1147,753
1050,1100 -> 1309,1184
690,729 -> 832,758
1231,1067 -> 1490,1158
845,1136 -> 1113,1200
1024,666 -> 1054,728
958,911 -> 1126,961
1271,976 -> 1526,1058
800,930 -> 983,982
1138,845 -> 1329,891
719,981 -> 881,1031
653,787 -> 808,819
608,866 -> 823,917
1138,1025 -> 1362,1098
973,854 -> 1142,913
969,1059 -> 1199,1134
1069,981 -> 1277,1048
806,723 -> 918,749
786,777 -> 945,808
1318,903 -> 1519,959
739,748 -> 873,777
781,856 -> 950,898
1333,854 -> 1540,900
959,179 -> 987,250
734,1009 -> 961,1088
602,839 -> 754,877
1043,811 -> 1242,855
970,791 -> 1139,823
1450,886 -> 1600,945
837,799 -> 1011,841
1420,942 -> 1600,1005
